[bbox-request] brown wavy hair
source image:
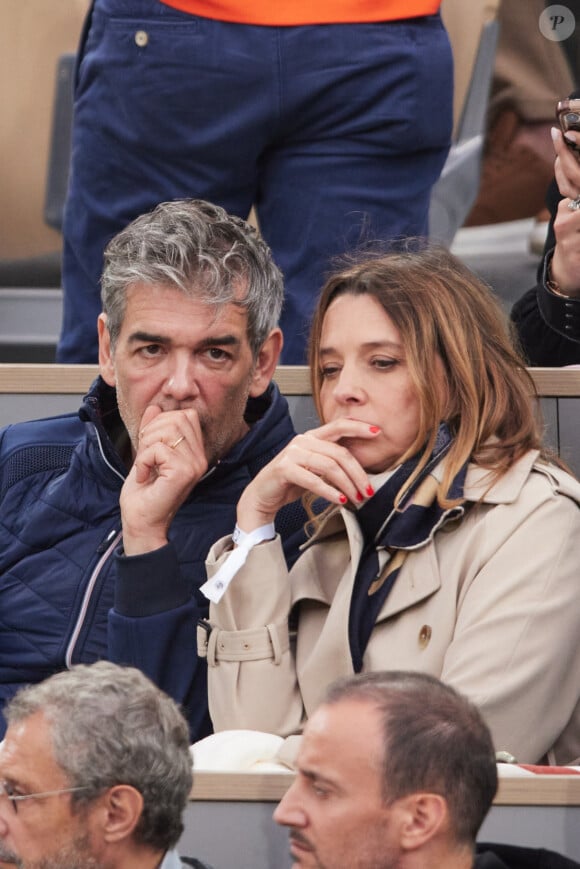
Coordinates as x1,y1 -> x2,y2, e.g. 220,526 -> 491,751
308,244 -> 550,510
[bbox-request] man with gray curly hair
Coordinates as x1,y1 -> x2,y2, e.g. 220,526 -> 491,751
0,661 -> 211,869
0,199 -> 306,742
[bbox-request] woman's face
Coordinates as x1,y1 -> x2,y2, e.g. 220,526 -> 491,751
318,293 -> 433,473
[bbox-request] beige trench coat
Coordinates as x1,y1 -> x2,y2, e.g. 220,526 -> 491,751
201,451 -> 580,764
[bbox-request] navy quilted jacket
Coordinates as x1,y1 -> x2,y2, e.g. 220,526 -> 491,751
0,377 -> 306,739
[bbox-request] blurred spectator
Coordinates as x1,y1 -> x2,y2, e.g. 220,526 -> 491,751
466,0 -> 574,230
58,0 -> 453,364
511,114 -> 580,365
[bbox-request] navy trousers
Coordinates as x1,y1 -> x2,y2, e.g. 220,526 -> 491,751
59,0 -> 453,363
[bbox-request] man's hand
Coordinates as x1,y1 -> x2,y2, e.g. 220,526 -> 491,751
120,405 -> 208,555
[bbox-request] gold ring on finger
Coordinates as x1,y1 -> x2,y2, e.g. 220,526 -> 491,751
170,435 -> 185,450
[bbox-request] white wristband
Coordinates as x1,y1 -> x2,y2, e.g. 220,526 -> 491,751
200,523 -> 276,603
231,523 -> 275,548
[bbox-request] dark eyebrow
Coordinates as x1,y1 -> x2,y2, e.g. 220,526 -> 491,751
127,332 -> 242,349
127,331 -> 169,345
319,340 -> 403,357
0,771 -> 33,793
300,767 -> 339,790
197,334 -> 242,350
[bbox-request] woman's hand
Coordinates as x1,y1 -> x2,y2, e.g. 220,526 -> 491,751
236,419 -> 381,530
545,128 -> 580,297
551,199 -> 580,296
553,126 -> 580,201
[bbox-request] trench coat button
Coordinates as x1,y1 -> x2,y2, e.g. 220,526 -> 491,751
134,30 -> 149,47
418,625 -> 432,648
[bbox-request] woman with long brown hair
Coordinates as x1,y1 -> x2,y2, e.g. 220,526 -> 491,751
199,245 -> 580,765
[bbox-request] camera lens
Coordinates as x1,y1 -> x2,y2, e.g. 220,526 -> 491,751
565,112 -> 580,124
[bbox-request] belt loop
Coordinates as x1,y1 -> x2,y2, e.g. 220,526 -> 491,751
197,619 -> 212,661
206,624 -> 220,667
266,623 -> 282,665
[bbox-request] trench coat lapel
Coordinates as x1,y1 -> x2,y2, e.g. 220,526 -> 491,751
292,510 -> 442,715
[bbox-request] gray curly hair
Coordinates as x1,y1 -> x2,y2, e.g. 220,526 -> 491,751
100,199 -> 284,357
5,662 -> 193,852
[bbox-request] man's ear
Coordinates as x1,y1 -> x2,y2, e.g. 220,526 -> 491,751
98,314 -> 116,387
395,792 -> 448,852
249,328 -> 284,397
98,784 -> 144,844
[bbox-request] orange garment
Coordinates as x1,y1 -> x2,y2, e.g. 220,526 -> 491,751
159,0 -> 441,26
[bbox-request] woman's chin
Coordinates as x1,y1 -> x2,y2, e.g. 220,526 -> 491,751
344,442 -> 398,475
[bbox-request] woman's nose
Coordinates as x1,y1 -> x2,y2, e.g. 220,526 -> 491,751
332,366 -> 365,404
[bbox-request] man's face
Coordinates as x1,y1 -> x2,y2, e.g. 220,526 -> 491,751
0,712 -> 102,869
99,283 -> 264,465
274,699 -> 404,869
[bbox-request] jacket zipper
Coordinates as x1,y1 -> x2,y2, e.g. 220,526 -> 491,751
65,424 -> 126,668
64,425 -> 216,667
64,529 -> 123,668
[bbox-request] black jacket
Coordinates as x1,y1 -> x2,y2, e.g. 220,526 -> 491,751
476,842 -> 580,868
510,91 -> 580,366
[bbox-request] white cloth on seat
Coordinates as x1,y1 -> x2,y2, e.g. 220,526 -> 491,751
191,730 -> 288,772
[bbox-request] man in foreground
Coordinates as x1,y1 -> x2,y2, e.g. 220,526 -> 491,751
0,198 -> 305,739
0,661 -> 211,869
274,671 -> 578,869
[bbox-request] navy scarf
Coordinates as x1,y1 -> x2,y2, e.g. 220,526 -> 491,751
348,423 -> 467,673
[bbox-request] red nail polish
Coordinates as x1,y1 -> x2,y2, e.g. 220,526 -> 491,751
366,485 -> 374,497
356,491 -> 363,502
339,494 -> 347,504
369,425 -> 380,433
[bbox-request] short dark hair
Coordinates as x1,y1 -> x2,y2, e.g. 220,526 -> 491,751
6,662 -> 193,852
324,671 -> 498,844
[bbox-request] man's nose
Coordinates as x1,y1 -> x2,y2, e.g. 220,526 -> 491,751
0,806 -> 12,838
163,357 -> 200,400
273,782 -> 308,828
